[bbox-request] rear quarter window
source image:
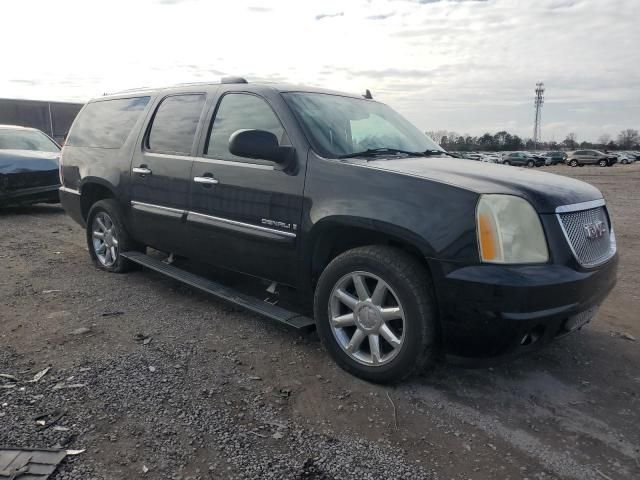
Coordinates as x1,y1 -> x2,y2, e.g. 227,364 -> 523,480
146,94 -> 206,155
66,96 -> 150,148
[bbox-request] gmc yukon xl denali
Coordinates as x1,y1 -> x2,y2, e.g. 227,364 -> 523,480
59,78 -> 617,383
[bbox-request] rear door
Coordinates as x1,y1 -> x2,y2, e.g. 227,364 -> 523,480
187,91 -> 306,286
129,93 -> 208,255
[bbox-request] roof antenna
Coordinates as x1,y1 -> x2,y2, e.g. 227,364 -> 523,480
363,89 -> 373,99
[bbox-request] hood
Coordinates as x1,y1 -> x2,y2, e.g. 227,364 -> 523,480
0,149 -> 60,174
345,155 -> 602,213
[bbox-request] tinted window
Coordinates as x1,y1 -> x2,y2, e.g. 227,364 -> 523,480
147,94 -> 205,154
0,129 -> 59,152
67,97 -> 149,148
207,93 -> 287,162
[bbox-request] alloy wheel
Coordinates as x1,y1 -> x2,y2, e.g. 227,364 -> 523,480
92,212 -> 119,267
328,271 -> 405,366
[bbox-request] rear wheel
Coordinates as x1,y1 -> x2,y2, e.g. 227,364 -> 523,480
314,246 -> 438,383
569,159 -> 578,167
598,159 -> 608,167
86,199 -> 141,273
621,159 -> 628,165
526,160 -> 535,167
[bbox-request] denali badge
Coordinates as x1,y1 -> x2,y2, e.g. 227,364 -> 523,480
584,220 -> 606,239
261,218 -> 297,231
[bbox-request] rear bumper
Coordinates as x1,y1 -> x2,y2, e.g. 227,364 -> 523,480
0,184 -> 60,205
432,255 -> 618,357
59,187 -> 85,226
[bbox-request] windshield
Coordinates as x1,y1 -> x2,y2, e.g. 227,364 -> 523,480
282,92 -> 443,159
0,129 -> 60,153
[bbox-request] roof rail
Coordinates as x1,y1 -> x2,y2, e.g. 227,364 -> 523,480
221,76 -> 248,84
109,76 -> 248,95
107,86 -> 154,95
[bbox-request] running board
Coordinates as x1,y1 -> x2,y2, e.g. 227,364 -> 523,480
121,251 -> 315,331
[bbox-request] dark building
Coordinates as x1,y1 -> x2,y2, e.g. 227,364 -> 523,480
0,98 -> 84,144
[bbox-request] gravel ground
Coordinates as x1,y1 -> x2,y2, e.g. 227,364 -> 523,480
1,163 -> 639,479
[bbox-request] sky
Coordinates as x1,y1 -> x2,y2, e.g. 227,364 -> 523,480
1,0 -> 638,142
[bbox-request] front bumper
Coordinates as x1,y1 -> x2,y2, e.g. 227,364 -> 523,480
0,184 -> 60,206
432,255 -> 618,357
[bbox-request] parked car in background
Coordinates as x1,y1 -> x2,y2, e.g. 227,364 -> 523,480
544,151 -> 567,165
501,151 -> 545,167
567,150 -> 617,167
611,152 -> 635,164
480,153 -> 500,163
0,125 -> 61,206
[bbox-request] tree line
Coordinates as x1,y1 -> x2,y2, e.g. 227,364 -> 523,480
425,129 -> 640,152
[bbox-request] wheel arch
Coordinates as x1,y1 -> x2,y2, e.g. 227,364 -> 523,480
306,216 -> 435,291
79,178 -> 117,221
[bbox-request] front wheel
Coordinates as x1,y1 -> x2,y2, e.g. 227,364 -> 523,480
503,160 -> 510,165
569,159 -> 578,167
314,246 -> 438,383
598,159 -> 608,167
86,199 -> 141,273
526,160 -> 535,167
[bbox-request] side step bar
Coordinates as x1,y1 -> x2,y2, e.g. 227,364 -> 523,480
121,251 -> 315,332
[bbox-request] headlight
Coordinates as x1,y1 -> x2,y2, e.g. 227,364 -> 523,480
476,194 -> 549,264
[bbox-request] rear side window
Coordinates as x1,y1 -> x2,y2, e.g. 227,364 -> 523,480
147,94 -> 206,155
67,97 -> 150,148
206,93 -> 287,162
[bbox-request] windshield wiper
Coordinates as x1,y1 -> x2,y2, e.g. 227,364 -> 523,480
337,148 -> 427,159
423,149 -> 455,157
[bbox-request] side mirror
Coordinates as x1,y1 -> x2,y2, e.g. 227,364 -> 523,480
228,129 -> 291,164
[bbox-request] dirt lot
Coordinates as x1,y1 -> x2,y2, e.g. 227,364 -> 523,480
1,164 -> 639,479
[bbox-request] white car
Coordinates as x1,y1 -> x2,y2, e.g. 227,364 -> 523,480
616,152 -> 636,164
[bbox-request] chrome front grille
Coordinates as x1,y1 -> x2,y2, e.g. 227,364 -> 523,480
557,201 -> 615,267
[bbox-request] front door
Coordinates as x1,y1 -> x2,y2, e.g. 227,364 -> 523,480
129,93 -> 207,255
187,92 -> 305,286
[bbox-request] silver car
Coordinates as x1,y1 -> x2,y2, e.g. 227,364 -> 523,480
566,150 -> 615,167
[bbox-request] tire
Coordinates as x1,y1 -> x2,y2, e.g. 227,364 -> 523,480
598,159 -> 608,167
86,199 -> 141,273
503,160 -> 510,165
569,159 -> 578,167
314,245 -> 438,383
622,159 -> 628,165
526,160 -> 535,168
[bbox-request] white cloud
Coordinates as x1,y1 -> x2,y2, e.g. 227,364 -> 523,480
0,0 -> 637,140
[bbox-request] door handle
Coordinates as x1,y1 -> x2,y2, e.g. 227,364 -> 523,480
194,176 -> 219,185
132,167 -> 152,175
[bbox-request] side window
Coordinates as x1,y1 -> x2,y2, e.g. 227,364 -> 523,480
147,94 -> 206,155
206,93 -> 287,162
66,96 -> 150,148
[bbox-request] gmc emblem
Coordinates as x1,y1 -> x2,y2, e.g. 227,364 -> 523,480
584,220 -> 606,239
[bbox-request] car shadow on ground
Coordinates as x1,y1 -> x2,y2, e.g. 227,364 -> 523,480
0,203 -> 63,216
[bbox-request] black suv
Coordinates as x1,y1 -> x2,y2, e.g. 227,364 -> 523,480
59,79 -> 617,383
